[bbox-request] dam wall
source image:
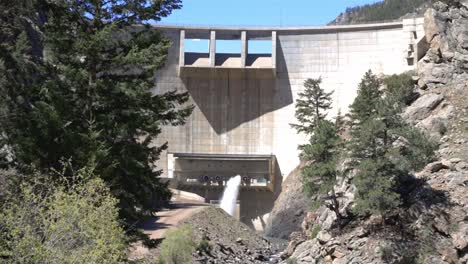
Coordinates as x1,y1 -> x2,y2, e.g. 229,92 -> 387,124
152,18 -> 426,183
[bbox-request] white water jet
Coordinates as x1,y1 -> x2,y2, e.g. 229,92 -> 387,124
219,175 -> 241,216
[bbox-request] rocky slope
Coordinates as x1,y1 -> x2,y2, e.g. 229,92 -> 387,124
281,1 -> 468,263
264,162 -> 313,240
183,207 -> 285,264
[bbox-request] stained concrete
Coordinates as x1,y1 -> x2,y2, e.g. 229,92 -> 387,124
152,19 -> 425,180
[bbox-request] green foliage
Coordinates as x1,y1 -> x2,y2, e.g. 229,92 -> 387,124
384,73 -> 417,107
0,0 -> 192,223
308,225 -> 321,239
0,168 -> 126,263
331,0 -> 429,24
293,78 -> 342,221
353,159 -> 401,215
159,225 -> 195,264
196,236 -> 212,254
348,70 -> 383,129
348,71 -> 436,217
301,120 -> 339,196
291,78 -> 333,134
287,257 -> 298,264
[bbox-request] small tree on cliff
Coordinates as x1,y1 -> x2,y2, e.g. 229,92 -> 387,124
292,78 -> 342,223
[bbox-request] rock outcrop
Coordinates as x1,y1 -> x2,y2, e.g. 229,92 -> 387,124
264,162 -> 313,240
282,2 -> 468,263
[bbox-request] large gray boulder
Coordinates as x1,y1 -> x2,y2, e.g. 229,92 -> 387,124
424,8 -> 446,42
403,93 -> 444,122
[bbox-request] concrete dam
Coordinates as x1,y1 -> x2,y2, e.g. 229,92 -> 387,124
152,18 -> 427,229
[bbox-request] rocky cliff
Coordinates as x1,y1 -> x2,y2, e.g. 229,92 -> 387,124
281,1 -> 468,263
264,162 -> 313,240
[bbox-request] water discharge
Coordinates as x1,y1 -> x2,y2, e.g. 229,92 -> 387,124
219,175 -> 241,216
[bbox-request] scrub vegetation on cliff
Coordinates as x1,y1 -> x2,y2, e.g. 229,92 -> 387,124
330,0 -> 429,25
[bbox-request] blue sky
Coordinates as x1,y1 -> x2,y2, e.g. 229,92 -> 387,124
158,0 -> 382,53
159,0 -> 382,27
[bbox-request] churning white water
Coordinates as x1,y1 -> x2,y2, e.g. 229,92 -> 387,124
219,175 -> 241,216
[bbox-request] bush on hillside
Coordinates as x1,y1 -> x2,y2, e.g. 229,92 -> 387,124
0,168 -> 126,263
159,225 -> 195,264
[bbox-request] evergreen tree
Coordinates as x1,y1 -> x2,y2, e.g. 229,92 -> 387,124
0,0 -> 48,168
0,0 -> 192,223
301,120 -> 342,223
348,70 -> 382,129
334,109 -> 345,135
348,72 -> 436,218
291,78 -> 333,134
293,78 -> 342,222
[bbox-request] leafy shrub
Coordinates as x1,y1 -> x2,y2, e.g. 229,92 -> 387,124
159,225 -> 195,264
384,73 -> 417,106
0,168 -> 126,263
196,235 -> 212,254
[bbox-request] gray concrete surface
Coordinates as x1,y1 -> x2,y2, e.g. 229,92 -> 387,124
151,19 -> 426,230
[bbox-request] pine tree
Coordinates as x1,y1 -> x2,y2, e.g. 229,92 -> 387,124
0,0 -> 47,169
293,78 -> 342,222
335,109 -> 345,135
348,70 -> 382,129
301,120 -> 342,223
1,0 -> 192,223
348,72 -> 436,218
291,78 -> 333,134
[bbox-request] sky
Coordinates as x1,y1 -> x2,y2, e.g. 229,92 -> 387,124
157,0 -> 383,53
159,0 -> 383,27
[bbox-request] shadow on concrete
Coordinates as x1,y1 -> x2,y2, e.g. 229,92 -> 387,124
239,159 -> 283,230
185,52 -> 209,66
215,53 -> 240,66
181,41 -> 293,135
246,54 -> 271,67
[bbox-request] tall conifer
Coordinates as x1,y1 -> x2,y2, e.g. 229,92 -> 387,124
293,78 -> 342,223
0,0 -> 192,223
291,78 -> 333,134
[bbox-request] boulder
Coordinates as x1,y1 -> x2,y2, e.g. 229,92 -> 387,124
281,231 -> 307,259
417,116 -> 448,139
425,161 -> 449,173
316,231 -> 332,244
417,63 -> 454,88
403,93 -> 444,122
425,8 -> 446,42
